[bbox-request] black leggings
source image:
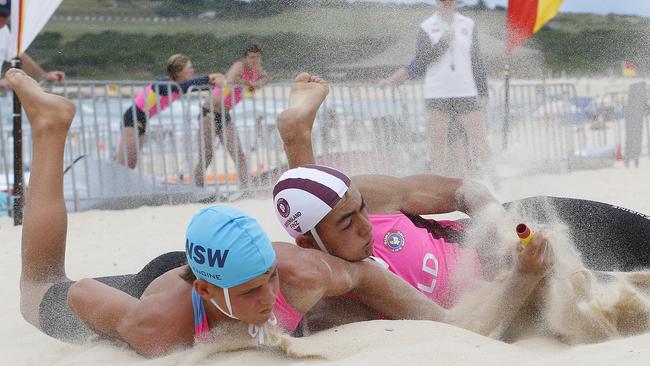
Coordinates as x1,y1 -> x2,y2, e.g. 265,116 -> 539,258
201,107 -> 232,135
122,106 -> 148,136
38,251 -> 186,344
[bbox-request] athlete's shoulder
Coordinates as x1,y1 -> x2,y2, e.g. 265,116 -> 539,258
230,60 -> 245,70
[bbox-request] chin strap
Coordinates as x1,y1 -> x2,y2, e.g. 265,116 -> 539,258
248,312 -> 278,346
364,255 -> 390,270
210,287 -> 239,320
211,288 -> 278,346
310,228 -> 330,253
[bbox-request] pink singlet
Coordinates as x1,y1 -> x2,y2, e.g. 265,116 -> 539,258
211,67 -> 258,109
133,81 -> 180,118
370,214 -> 484,308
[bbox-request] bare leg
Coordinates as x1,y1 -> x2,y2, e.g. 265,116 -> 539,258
276,73 -> 329,168
115,126 -> 143,169
458,111 -> 499,188
219,123 -> 249,188
194,113 -> 215,187
446,138 -> 468,178
428,110 -> 451,175
9,68 -> 76,326
458,111 -> 492,166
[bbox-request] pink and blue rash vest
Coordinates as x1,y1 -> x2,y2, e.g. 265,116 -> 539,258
133,76 -> 210,118
211,67 -> 258,109
191,287 -> 302,342
370,214 -> 484,308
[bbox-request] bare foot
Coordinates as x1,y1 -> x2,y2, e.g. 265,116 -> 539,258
287,73 -> 329,110
277,73 -> 329,142
5,68 -> 75,137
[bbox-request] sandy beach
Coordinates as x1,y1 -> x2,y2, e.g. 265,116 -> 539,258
1,158 -> 649,365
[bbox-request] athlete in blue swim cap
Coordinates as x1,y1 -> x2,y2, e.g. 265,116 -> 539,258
184,205 -> 279,332
16,70 -> 453,357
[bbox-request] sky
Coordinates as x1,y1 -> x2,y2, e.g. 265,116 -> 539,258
362,0 -> 650,18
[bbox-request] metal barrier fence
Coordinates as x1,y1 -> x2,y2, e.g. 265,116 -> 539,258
495,81 -> 650,172
1,78 -> 648,216
499,82 -> 579,171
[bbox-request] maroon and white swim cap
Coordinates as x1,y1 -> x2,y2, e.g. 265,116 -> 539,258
273,164 -> 351,241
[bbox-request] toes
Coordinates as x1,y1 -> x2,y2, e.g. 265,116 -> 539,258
5,68 -> 22,85
6,68 -> 35,90
294,72 -> 312,83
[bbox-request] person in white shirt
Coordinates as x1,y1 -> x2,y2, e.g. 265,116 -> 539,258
383,0 -> 493,180
0,1 -> 65,90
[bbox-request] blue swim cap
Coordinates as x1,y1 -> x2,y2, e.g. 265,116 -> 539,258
185,206 -> 276,288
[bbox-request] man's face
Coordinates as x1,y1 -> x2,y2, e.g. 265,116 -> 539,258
0,15 -> 9,29
316,184 -> 374,261
210,264 -> 280,325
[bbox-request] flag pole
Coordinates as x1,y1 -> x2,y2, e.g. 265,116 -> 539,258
503,60 -> 511,150
11,57 -> 23,225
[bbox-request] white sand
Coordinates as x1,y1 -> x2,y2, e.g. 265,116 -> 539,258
1,159 -> 649,365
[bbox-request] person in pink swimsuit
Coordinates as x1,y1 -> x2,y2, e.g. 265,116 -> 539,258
116,54 -> 223,168
195,42 -> 270,188
15,67 -> 454,357
273,73 -> 554,335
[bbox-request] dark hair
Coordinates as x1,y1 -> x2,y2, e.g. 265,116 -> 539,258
243,41 -> 263,57
179,262 -> 196,284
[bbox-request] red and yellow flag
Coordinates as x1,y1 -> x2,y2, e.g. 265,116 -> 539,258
506,0 -> 564,55
622,62 -> 637,77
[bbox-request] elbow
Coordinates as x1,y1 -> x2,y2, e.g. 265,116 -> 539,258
67,278 -> 94,313
454,179 -> 498,213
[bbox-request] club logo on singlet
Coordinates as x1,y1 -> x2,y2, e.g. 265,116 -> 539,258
383,230 -> 405,253
277,198 -> 290,218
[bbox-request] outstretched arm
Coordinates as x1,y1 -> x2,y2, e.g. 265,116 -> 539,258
67,278 -> 138,340
448,232 -> 554,337
21,53 -> 65,82
226,61 -> 245,84
353,174 -> 499,216
382,29 -> 450,86
274,242 -> 447,321
67,279 -> 180,357
154,76 -> 211,96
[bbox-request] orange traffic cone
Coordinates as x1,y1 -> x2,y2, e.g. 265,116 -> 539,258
615,144 -> 624,161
